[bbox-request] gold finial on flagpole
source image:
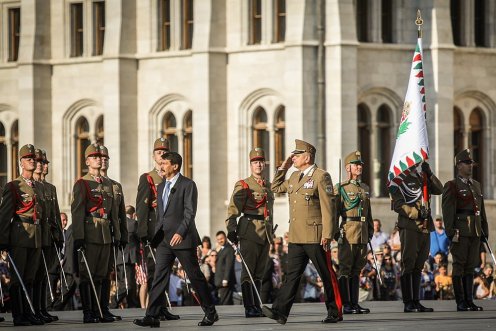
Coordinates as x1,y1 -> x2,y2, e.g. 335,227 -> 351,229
415,9 -> 423,38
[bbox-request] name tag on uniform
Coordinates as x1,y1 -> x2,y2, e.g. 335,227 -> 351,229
303,180 -> 314,189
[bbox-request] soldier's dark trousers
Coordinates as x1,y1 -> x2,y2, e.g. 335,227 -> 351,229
116,263 -> 138,308
272,244 -> 338,319
338,242 -> 367,277
218,286 -> 234,305
451,236 -> 480,276
399,228 -> 430,275
239,239 -> 269,284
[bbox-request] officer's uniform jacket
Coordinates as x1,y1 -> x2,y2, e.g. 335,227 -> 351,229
271,165 -> 337,243
71,174 -> 121,245
334,180 -> 373,244
34,180 -> 52,247
0,176 -> 43,248
226,175 -> 274,245
43,180 -> 63,243
136,169 -> 163,240
108,178 -> 128,244
390,173 -> 443,232
442,177 -> 488,238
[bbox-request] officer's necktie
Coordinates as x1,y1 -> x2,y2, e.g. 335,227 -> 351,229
299,172 -> 304,182
162,181 -> 172,212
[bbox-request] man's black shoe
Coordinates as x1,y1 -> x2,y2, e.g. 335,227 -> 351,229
83,311 -> 99,323
35,312 -> 53,323
355,304 -> 370,314
198,311 -> 219,326
13,316 -> 31,326
103,308 -> 122,321
25,313 -> 45,325
467,301 -> 483,311
245,306 -> 263,318
456,301 -> 472,311
414,301 -> 434,312
40,310 -> 59,321
133,316 -> 160,328
322,314 -> 340,323
343,304 -> 359,314
262,306 -> 287,325
404,301 -> 419,313
0,317 -> 4,322
159,307 -> 180,320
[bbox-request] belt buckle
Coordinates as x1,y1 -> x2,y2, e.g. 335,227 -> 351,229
360,217 -> 366,222
475,211 -> 480,216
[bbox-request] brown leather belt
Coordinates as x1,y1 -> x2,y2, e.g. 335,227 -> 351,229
243,214 -> 264,220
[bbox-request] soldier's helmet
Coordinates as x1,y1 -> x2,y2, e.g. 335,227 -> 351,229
19,144 -> 36,160
154,138 -> 170,152
249,148 -> 265,162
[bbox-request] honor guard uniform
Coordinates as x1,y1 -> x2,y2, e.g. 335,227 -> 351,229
100,145 -> 128,321
32,149 -> 60,323
335,151 -> 373,314
0,144 -> 44,326
226,148 -> 274,317
442,149 -> 489,312
264,139 -> 340,325
135,138 -> 178,320
389,162 -> 442,313
71,144 -> 121,323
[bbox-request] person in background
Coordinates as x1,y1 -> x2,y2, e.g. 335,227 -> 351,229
370,219 -> 389,252
434,264 -> 453,300
420,262 -> 434,300
214,231 -> 236,305
430,215 -> 449,258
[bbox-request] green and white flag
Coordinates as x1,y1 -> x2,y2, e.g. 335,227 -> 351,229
387,37 -> 428,187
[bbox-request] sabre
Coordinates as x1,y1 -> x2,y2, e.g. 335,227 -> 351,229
41,250 -> 55,302
113,243 -> 119,302
481,230 -> 496,266
79,248 -> 103,318
368,241 -> 383,286
227,239 -> 263,307
120,247 -> 129,295
0,276 -> 3,306
53,241 -> 69,290
8,254 -> 35,314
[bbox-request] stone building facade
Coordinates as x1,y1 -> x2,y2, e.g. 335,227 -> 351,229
1,0 -> 495,239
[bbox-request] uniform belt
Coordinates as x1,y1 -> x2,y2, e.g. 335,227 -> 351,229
456,210 -> 475,216
243,214 -> 265,220
15,215 -> 40,225
344,216 -> 364,222
89,212 -> 108,220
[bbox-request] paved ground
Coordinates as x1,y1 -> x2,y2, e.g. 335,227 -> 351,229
1,301 -> 495,330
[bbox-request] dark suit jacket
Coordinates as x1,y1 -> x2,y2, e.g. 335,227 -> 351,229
214,245 -> 236,288
154,174 -> 201,250
62,225 -> 75,275
117,217 -> 139,265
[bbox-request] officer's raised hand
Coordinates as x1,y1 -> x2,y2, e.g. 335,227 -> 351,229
421,161 -> 433,177
280,154 -> 294,170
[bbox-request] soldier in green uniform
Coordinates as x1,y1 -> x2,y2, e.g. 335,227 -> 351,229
263,139 -> 340,325
100,146 -> 128,320
226,148 -> 274,317
71,144 -> 121,323
0,144 -> 44,326
335,151 -> 373,314
135,138 -> 178,320
442,149 -> 489,312
389,162 -> 442,313
32,149 -> 60,323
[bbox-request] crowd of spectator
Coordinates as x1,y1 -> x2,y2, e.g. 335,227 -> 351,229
1,213 -> 494,311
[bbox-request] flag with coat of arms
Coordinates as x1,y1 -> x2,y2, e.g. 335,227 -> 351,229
387,35 -> 429,188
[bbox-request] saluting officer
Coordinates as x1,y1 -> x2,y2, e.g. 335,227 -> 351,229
71,144 -> 121,323
335,151 -> 373,314
226,148 -> 274,317
32,149 -> 60,323
389,162 -> 442,313
100,145 -> 128,320
135,138 -> 178,320
0,144 -> 44,326
263,139 -> 340,325
442,149 -> 489,312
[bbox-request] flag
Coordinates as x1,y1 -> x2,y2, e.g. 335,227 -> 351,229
387,37 -> 428,187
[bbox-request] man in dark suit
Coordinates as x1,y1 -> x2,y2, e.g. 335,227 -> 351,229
134,152 -> 218,327
214,231 -> 236,305
116,205 -> 140,308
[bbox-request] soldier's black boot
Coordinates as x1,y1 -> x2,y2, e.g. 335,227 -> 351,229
80,282 -> 99,323
464,274 -> 483,311
255,280 -> 264,316
23,284 -> 44,325
198,305 -> 219,326
33,281 -> 52,323
93,281 -> 114,322
400,274 -> 418,313
159,306 -> 180,320
12,285 -> 30,326
453,275 -> 471,311
351,276 -> 370,313
40,279 -> 59,322
412,272 -> 433,312
242,282 -> 261,317
101,278 -> 121,321
339,276 -> 356,314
